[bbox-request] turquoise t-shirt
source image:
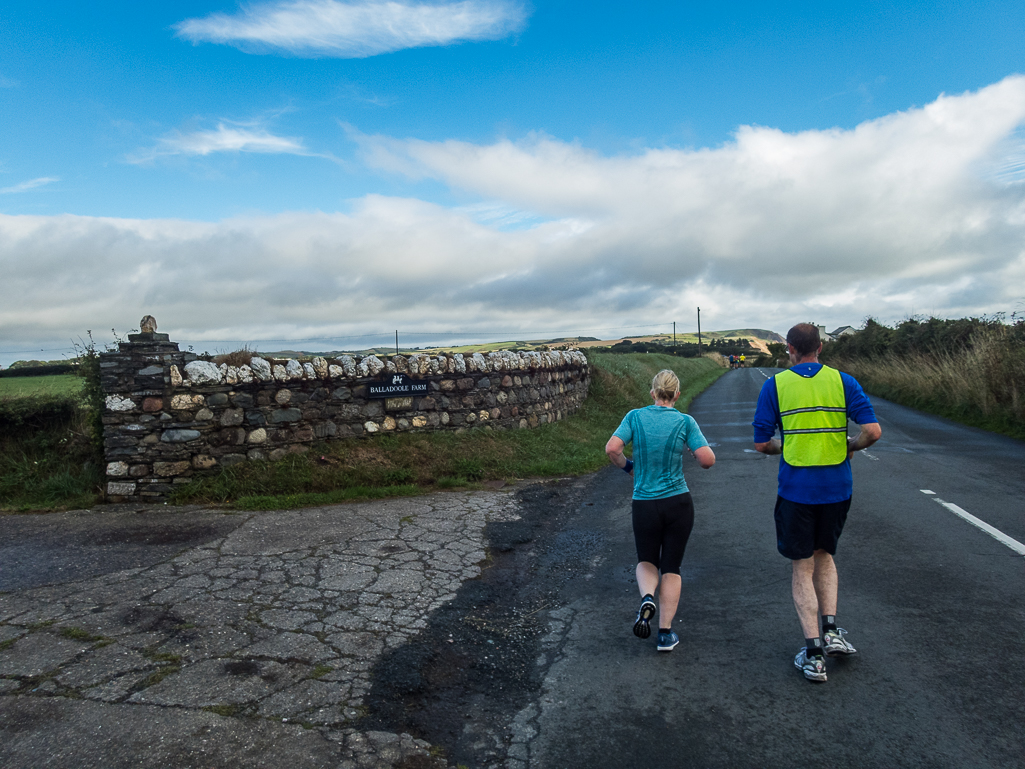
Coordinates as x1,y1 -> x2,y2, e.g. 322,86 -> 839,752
613,405 -> 710,500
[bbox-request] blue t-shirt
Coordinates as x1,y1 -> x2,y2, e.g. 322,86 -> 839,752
613,405 -> 710,500
752,363 -> 878,504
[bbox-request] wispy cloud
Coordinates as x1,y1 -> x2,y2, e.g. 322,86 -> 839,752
0,74 -> 18,88
129,123 -> 315,163
0,177 -> 59,194
173,0 -> 528,58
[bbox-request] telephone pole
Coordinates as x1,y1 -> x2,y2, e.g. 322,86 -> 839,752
673,322 -> 676,348
697,308 -> 702,354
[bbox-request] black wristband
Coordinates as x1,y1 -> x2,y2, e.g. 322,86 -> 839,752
623,459 -> 634,473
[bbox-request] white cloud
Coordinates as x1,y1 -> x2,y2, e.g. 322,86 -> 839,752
3,77 -> 1025,356
355,76 -> 1025,298
174,0 -> 528,58
0,177 -> 59,194
129,123 -> 314,163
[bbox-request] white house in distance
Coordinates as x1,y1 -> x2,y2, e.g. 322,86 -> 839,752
804,324 -> 858,342
828,325 -> 857,340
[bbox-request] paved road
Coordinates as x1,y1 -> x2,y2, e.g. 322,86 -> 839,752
508,367 -> 1025,769
0,493 -> 522,768
2,366 -> 1023,768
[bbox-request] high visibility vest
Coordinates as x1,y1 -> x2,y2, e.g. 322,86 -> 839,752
776,366 -> 848,466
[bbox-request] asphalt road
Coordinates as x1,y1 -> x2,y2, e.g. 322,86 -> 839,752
514,366 -> 1025,769
3,366 -> 1022,768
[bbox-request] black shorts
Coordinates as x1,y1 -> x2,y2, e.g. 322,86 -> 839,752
774,495 -> 851,560
631,493 -> 695,575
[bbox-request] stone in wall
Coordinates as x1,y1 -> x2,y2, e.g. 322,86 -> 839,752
250,358 -> 272,381
185,360 -> 221,384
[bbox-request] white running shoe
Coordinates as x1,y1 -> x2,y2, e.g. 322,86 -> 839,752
824,628 -> 857,656
794,647 -> 827,682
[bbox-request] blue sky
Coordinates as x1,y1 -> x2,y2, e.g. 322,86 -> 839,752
2,1 -> 1025,363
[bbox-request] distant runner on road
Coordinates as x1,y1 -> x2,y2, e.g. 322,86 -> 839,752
606,369 -> 716,653
752,324 -> 881,682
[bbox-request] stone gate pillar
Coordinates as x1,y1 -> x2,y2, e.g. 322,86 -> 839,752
100,327 -> 190,502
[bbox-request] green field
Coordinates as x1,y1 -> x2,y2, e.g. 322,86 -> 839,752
0,373 -> 98,513
0,374 -> 84,399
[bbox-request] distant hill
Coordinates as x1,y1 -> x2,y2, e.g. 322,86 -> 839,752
576,328 -> 784,353
255,331 -> 784,359
715,328 -> 785,343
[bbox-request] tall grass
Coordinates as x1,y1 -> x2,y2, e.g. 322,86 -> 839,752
828,323 -> 1025,440
173,353 -> 727,510
0,377 -> 101,512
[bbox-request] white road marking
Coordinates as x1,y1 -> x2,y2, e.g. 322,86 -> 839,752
921,491 -> 1025,556
860,450 -> 879,461
743,449 -> 759,453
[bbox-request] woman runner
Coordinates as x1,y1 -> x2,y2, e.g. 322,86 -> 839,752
605,369 -> 716,651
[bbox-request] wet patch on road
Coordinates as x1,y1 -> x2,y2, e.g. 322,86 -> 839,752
84,522 -> 227,547
0,510 -> 244,592
364,474 -> 619,767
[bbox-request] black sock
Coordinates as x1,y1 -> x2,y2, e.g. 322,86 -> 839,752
822,615 -> 837,633
806,637 -> 825,657
641,593 -> 654,605
659,628 -> 672,634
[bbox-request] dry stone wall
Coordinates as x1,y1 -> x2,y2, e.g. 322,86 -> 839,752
100,333 -> 590,503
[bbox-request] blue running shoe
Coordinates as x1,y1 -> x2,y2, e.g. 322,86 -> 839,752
633,595 -> 656,639
657,630 -> 679,652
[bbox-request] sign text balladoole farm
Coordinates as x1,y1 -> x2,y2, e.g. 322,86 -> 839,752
367,373 -> 429,399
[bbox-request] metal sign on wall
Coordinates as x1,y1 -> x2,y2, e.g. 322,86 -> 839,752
367,373 -> 429,399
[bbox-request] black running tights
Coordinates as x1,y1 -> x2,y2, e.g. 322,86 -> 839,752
631,492 -> 695,575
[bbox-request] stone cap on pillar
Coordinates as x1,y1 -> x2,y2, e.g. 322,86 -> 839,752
127,331 -> 172,343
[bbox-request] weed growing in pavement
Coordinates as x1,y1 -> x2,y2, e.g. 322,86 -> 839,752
136,666 -> 181,690
171,354 -> 725,509
58,627 -> 104,642
203,704 -> 245,718
144,651 -> 183,664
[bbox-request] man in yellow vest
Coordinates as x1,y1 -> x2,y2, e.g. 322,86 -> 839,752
752,323 -> 881,682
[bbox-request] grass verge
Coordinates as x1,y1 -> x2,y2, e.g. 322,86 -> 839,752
172,353 -> 727,509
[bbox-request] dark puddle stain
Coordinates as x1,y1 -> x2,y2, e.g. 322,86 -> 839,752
364,474 -> 619,767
